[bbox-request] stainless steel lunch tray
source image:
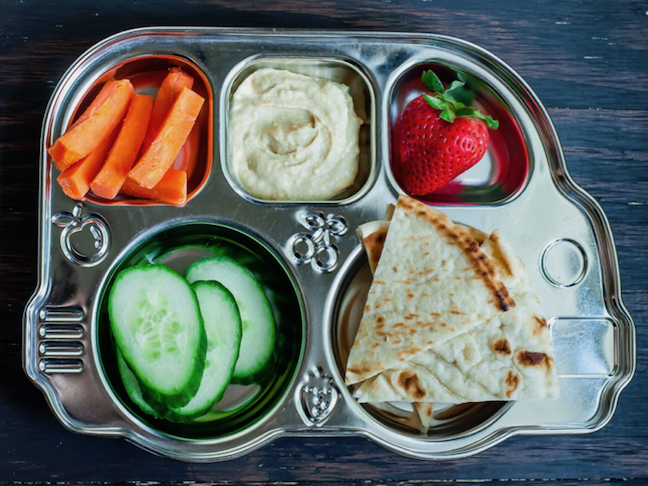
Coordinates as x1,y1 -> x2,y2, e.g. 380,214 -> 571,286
24,27 -> 635,462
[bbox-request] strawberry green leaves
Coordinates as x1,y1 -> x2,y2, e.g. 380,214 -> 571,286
420,70 -> 499,129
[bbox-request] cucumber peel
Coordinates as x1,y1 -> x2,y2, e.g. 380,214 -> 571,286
185,256 -> 277,383
108,264 -> 206,408
161,280 -> 242,422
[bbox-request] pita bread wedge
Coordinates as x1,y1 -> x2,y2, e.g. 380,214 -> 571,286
345,195 -> 515,385
358,220 -> 436,428
353,228 -> 559,404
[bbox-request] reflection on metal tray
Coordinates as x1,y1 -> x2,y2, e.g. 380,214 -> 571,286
23,27 -> 635,462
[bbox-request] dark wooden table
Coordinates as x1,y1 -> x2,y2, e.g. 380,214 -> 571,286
1,1 -> 646,484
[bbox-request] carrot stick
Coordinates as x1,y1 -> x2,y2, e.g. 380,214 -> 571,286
172,120 -> 200,180
128,87 -> 204,189
120,169 -> 187,205
56,125 -> 120,200
49,79 -> 134,171
140,68 -> 194,154
90,94 -> 155,199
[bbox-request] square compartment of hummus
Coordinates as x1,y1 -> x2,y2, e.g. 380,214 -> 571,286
223,57 -> 375,203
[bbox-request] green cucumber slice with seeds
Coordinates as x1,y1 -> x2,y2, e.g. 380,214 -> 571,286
108,264 -> 206,408
186,256 -> 276,382
162,280 -> 243,421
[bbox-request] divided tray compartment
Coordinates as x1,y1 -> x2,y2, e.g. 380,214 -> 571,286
24,27 -> 635,462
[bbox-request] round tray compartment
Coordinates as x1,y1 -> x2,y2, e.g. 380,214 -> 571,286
329,246 -> 510,439
94,221 -> 306,442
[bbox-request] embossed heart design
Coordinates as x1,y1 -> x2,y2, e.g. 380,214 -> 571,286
298,367 -> 339,426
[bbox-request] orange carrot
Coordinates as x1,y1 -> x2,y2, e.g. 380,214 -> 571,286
128,87 -> 204,189
120,169 -> 187,205
49,79 -> 134,171
140,68 -> 194,154
172,120 -> 200,180
56,126 -> 120,200
90,94 -> 155,199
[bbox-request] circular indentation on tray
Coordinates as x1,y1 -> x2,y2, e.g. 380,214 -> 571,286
329,247 -> 508,439
222,57 -> 375,204
386,62 -> 530,206
540,238 -> 587,288
96,222 -> 305,439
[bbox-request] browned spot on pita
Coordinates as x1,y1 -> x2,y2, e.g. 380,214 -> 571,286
492,338 -> 511,355
516,350 -> 550,368
371,342 -> 380,349
450,309 -> 466,315
397,371 -> 427,400
533,316 -> 548,335
365,305 -> 371,313
393,322 -> 405,328
363,230 -> 387,270
430,312 -> 441,317
407,293 -> 414,299
404,313 -> 420,320
505,371 -> 519,397
346,364 -> 370,376
440,322 -> 447,328
415,268 -> 435,277
373,280 -> 386,285
426,340 -> 434,346
409,328 -> 418,335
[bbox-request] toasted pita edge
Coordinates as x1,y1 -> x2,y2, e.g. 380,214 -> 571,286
396,196 -> 515,312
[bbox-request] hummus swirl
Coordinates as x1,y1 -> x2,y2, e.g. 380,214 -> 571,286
230,68 -> 362,200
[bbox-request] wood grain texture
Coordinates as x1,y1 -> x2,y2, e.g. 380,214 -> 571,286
0,0 -> 646,483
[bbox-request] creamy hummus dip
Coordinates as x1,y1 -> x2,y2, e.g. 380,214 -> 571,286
230,68 -> 363,200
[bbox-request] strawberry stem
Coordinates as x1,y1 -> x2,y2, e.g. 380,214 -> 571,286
421,70 -> 498,129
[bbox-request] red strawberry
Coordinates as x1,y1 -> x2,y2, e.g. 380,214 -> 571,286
393,71 -> 498,196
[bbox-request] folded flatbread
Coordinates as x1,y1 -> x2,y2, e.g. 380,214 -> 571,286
350,206 -> 559,405
345,195 -> 515,386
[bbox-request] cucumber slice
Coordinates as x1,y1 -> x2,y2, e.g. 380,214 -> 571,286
163,280 -> 242,421
116,351 -> 160,418
108,265 -> 206,407
186,256 -> 276,382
